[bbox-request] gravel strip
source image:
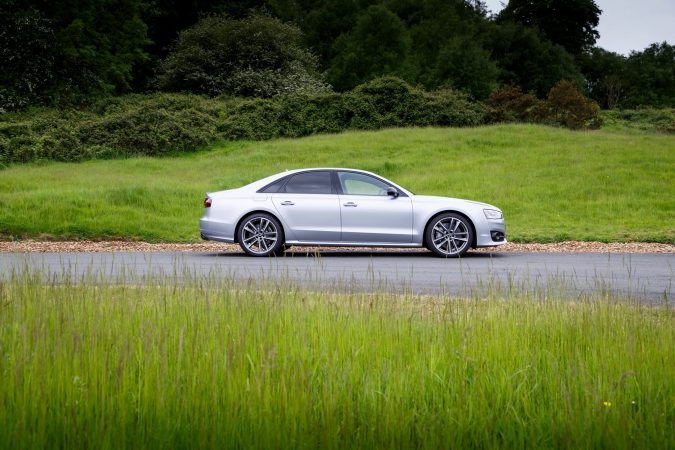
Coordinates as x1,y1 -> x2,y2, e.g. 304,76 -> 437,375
0,240 -> 673,254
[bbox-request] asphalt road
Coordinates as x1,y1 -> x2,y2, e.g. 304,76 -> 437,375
1,251 -> 673,303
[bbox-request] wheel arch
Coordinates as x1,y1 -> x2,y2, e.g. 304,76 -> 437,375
422,210 -> 477,249
233,210 -> 286,244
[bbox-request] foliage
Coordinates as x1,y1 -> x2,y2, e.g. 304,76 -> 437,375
0,0 -> 150,111
487,81 -> 601,129
0,78 -> 485,165
623,43 -> 675,108
157,13 -> 329,98
1,0 -> 673,109
434,37 -> 499,99
497,0 -> 601,55
580,43 -> 675,109
0,4 -> 55,112
0,95 -> 224,163
486,85 -> 541,122
488,22 -> 585,97
538,80 -> 602,129
325,5 -> 411,91
601,108 -> 675,134
1,126 -> 673,243
385,0 -> 489,89
579,47 -> 628,109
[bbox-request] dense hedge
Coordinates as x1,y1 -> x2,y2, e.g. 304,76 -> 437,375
601,108 -> 675,134
0,78 -> 485,165
487,81 -> 602,130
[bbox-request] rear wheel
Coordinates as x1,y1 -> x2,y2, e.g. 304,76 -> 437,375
425,213 -> 473,257
237,213 -> 284,256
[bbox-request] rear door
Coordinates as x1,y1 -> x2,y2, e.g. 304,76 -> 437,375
336,171 -> 413,243
271,171 -> 341,242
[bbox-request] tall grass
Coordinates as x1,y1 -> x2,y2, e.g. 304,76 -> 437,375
0,269 -> 673,449
1,125 -> 674,243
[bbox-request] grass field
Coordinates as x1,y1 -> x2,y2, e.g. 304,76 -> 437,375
0,269 -> 673,449
0,124 -> 673,243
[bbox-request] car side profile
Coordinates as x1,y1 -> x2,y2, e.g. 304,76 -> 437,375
200,168 -> 506,257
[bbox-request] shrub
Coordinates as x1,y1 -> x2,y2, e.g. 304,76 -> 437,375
539,80 -> 602,129
600,108 -> 675,134
220,77 -> 486,140
487,85 -> 541,122
0,78 -> 487,165
487,81 -> 601,129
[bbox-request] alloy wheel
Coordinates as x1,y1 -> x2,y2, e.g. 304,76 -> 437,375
240,216 -> 279,255
429,215 -> 471,256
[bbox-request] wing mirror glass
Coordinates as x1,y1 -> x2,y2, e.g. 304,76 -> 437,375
387,187 -> 399,198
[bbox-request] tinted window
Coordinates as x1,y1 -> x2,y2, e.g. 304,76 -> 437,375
259,176 -> 288,193
284,171 -> 333,194
338,172 -> 390,196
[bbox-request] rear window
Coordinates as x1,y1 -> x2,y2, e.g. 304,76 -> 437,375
283,171 -> 333,194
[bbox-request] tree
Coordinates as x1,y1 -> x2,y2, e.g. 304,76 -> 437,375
489,22 -> 584,97
388,0 -> 490,87
0,3 -> 55,111
325,5 -> 411,91
269,0 -> 365,68
434,37 -> 498,99
623,43 -> 675,108
0,0 -> 150,109
498,0 -> 601,55
578,48 -> 627,109
157,13 -> 329,97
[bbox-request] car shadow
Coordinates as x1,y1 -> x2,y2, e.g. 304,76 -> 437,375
197,250 -> 506,259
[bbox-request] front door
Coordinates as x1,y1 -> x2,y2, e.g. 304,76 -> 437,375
336,171 -> 413,243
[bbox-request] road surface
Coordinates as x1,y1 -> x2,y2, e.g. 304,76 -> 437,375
1,251 -> 672,303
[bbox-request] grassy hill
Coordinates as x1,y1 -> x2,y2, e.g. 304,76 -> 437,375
0,124 -> 673,243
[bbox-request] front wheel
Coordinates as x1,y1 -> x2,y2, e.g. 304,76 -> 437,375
237,213 -> 285,256
425,213 -> 473,257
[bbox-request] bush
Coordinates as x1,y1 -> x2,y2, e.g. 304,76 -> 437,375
601,108 -> 675,134
487,85 -> 541,123
0,94 -> 223,164
539,80 -> 602,129
220,77 -> 486,140
487,81 -> 601,129
0,78 -> 487,165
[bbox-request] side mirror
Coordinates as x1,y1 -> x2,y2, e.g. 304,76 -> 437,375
387,187 -> 399,198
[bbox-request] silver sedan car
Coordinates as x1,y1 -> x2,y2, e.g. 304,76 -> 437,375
200,168 -> 506,257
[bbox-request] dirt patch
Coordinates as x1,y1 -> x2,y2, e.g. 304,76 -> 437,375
0,240 -> 673,254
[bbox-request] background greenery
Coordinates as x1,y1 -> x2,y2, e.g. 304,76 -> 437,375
0,77 -> 617,166
1,125 -> 673,243
1,0 -> 673,112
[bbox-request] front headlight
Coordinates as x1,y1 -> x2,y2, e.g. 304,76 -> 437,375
483,209 -> 503,220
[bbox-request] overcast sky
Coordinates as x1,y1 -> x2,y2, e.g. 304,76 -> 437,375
481,0 -> 675,55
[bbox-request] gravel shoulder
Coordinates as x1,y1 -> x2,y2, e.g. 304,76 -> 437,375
1,240 -> 673,254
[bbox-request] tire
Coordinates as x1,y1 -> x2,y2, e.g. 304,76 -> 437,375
237,213 -> 285,256
425,213 -> 473,257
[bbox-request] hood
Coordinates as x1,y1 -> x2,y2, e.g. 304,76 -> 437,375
413,195 -> 500,211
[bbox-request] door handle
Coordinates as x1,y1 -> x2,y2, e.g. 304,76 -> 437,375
280,201 -> 294,206
343,202 -> 357,207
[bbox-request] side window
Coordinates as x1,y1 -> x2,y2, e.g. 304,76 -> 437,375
283,171 -> 333,194
338,172 -> 390,196
259,176 -> 288,193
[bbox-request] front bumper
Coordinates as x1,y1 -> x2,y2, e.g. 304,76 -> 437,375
475,219 -> 507,248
